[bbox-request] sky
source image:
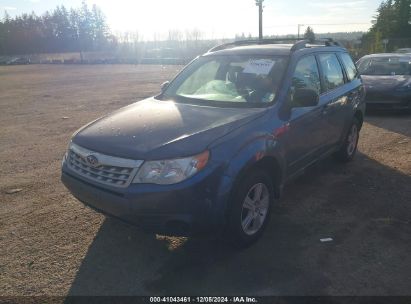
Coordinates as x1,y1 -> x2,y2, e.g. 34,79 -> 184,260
1,0 -> 383,39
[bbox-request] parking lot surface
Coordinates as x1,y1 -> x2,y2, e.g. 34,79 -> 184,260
0,65 -> 410,296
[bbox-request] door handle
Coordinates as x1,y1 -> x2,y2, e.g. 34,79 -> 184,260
321,104 -> 331,115
348,92 -> 356,99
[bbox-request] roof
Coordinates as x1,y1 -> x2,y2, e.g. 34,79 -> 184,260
204,44 -> 294,56
203,39 -> 346,57
361,53 -> 411,59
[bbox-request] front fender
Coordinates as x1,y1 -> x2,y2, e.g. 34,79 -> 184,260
224,134 -> 285,180
212,133 -> 286,221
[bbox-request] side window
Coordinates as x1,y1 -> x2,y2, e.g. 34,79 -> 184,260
318,53 -> 345,91
290,55 -> 321,97
340,53 -> 358,81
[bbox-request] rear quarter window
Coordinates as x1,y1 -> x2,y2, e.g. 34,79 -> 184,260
340,53 -> 358,81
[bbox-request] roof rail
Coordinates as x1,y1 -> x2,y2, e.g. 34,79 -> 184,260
208,37 -> 344,53
208,38 -> 303,53
291,38 -> 344,51
319,38 -> 343,47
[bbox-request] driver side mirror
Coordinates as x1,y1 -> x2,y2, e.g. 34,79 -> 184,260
292,88 -> 319,108
161,81 -> 170,93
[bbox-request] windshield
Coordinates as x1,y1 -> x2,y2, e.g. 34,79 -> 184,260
162,55 -> 288,107
358,56 -> 411,76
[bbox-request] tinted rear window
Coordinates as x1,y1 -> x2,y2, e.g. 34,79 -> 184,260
340,53 -> 358,81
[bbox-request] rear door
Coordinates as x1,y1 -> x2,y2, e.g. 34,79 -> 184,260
338,52 -> 363,137
316,53 -> 349,148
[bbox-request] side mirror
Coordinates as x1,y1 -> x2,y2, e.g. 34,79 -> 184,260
161,81 -> 170,92
292,88 -> 319,108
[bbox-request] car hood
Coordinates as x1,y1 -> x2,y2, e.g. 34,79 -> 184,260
361,75 -> 411,92
73,97 -> 267,160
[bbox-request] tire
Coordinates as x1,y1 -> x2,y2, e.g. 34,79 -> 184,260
334,117 -> 360,162
225,169 -> 275,248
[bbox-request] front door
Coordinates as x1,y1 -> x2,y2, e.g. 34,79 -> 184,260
283,55 -> 327,176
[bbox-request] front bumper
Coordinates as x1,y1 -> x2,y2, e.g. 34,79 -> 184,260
365,91 -> 411,110
61,162 -> 230,236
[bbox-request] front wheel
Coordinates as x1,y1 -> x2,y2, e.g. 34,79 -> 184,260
334,118 -> 360,162
225,170 -> 274,248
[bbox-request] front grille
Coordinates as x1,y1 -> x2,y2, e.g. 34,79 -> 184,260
66,143 -> 143,188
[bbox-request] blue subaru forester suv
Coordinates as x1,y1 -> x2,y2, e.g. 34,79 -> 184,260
62,39 -> 365,247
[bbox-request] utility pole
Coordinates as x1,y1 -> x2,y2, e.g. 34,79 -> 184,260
297,24 -> 305,39
255,0 -> 264,40
382,39 -> 389,52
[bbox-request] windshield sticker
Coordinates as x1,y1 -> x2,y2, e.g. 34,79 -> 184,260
243,59 -> 275,75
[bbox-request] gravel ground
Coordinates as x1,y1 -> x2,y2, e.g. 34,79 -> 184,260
0,65 -> 410,296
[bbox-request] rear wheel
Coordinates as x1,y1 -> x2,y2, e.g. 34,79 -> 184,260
225,170 -> 274,248
334,117 -> 360,162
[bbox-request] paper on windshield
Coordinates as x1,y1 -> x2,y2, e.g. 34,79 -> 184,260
243,59 -> 276,75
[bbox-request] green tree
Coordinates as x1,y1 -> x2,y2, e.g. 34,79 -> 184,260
394,0 -> 411,40
78,0 -> 93,55
362,0 -> 411,52
69,8 -> 80,52
373,30 -> 384,52
304,26 -> 316,43
0,2 -> 112,56
91,4 -> 109,50
0,14 -> 5,54
53,6 -> 72,52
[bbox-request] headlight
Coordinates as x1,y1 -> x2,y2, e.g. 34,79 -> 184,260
133,150 -> 209,185
62,141 -> 72,165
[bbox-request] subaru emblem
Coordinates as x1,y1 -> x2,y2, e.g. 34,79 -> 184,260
86,155 -> 99,167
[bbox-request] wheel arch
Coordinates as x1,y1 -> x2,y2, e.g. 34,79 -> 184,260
221,155 -> 284,231
229,155 -> 284,201
354,110 -> 364,129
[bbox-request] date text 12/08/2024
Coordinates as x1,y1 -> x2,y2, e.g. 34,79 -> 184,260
149,297 -> 258,303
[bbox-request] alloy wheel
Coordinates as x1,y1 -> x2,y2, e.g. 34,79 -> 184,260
347,124 -> 358,156
241,183 -> 270,235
